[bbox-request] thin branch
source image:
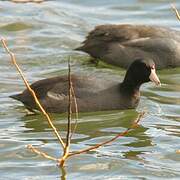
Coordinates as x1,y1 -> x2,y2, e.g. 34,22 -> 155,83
68,112 -> 145,157
1,38 -> 65,149
66,57 -> 72,147
68,128 -> 130,157
27,144 -> 58,162
70,84 -> 79,140
60,57 -> 73,166
171,4 -> 180,21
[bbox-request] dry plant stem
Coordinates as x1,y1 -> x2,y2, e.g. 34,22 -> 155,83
27,144 -> 59,162
70,85 -> 79,140
60,58 -> 73,166
61,59 -> 79,166
1,38 -> 65,149
27,109 -> 143,164
66,58 -> 72,147
60,167 -> 67,180
67,112 -> 145,158
171,4 -> 180,20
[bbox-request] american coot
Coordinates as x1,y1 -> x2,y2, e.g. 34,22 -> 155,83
76,24 -> 180,69
10,59 -> 160,113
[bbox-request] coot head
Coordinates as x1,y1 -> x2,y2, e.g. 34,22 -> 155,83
122,59 -> 160,92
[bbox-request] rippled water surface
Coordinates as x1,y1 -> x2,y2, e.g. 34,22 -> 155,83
0,0 -> 180,179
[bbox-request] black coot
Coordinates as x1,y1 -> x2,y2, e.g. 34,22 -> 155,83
10,59 -> 160,113
76,24 -> 180,69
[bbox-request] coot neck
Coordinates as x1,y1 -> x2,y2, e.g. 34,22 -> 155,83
120,77 -> 141,96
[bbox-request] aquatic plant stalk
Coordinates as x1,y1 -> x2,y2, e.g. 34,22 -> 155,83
27,144 -> 59,162
70,85 -> 79,140
67,112 -> 145,158
60,58 -> 73,166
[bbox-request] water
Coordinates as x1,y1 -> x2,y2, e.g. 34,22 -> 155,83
0,0 -> 180,179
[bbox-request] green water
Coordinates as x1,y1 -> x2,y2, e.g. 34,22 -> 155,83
0,0 -> 180,179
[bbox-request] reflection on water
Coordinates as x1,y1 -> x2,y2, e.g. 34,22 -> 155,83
0,0 -> 180,179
